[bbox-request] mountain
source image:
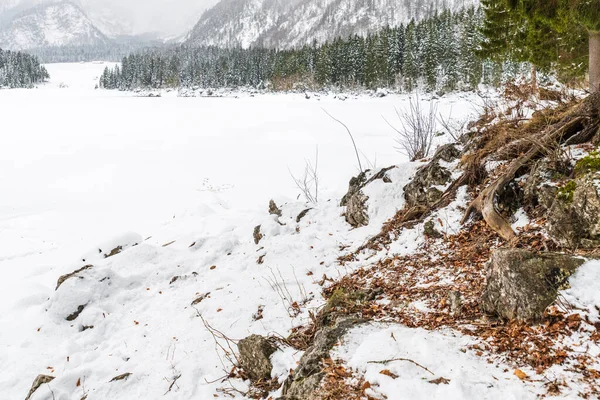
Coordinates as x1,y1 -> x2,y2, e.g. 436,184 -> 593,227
186,0 -> 479,49
1,0 -> 216,40
0,1 -> 109,50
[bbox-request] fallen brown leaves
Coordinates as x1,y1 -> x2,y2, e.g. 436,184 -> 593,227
326,220 -> 600,398
316,358 -> 368,400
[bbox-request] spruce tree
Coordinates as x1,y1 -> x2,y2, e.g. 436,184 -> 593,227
486,0 -> 600,92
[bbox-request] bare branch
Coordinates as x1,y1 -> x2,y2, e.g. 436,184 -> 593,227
385,95 -> 438,161
289,146 -> 319,204
322,108 -> 363,172
367,357 -> 435,375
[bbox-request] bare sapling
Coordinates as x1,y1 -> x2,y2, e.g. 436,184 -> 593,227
322,108 -> 363,172
290,146 -> 319,203
384,95 -> 438,161
437,107 -> 466,142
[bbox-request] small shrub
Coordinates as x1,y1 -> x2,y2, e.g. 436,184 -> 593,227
557,180 -> 577,203
574,151 -> 600,177
385,95 -> 438,161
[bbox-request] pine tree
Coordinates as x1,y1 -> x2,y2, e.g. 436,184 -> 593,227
484,0 -> 599,91
403,20 -> 419,91
519,0 -> 599,92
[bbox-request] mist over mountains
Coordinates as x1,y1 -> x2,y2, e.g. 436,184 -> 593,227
0,0 -> 478,51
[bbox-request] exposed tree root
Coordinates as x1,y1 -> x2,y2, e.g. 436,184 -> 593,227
462,93 -> 600,241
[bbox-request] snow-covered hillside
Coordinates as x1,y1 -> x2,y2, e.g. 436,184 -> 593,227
187,0 -> 479,49
0,1 -> 109,50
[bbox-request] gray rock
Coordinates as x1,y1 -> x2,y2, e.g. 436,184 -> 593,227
523,160 -> 567,210
25,375 -> 54,400
253,225 -> 263,245
56,265 -> 93,290
104,245 -> 123,258
281,317 -> 363,399
481,249 -> 585,321
341,167 -> 395,228
424,220 -> 443,239
269,200 -> 282,217
66,305 -> 86,321
547,177 -> 600,249
238,335 -> 277,381
110,372 -> 132,382
434,143 -> 462,163
296,208 -> 312,223
448,291 -> 463,316
403,144 -> 459,209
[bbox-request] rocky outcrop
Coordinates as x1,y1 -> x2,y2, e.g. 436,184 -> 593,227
341,167 -> 395,228
238,335 -> 277,381
25,375 -> 54,400
280,317 -> 363,399
403,144 -> 460,209
547,176 -> 600,249
481,249 -> 585,321
523,160 -> 561,211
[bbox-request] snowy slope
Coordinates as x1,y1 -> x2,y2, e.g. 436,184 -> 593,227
0,1 -> 109,50
2,64 -> 599,399
187,0 -> 479,49
0,63 -> 485,400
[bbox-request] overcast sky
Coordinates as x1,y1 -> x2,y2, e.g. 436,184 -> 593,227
0,0 -> 222,36
82,0 -> 221,36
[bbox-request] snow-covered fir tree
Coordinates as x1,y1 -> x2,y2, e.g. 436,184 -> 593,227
102,7 -> 510,93
0,48 -> 49,88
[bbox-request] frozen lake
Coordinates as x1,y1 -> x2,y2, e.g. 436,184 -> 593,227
0,62 -> 477,294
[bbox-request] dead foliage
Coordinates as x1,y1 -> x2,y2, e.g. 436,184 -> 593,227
314,358 -> 367,400
306,93 -> 600,399
462,93 -> 600,241
331,218 -> 600,397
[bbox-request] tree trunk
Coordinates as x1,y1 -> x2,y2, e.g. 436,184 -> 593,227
590,31 -> 600,93
531,64 -> 538,94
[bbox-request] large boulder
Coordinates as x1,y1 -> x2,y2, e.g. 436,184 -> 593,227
403,144 -> 460,209
280,317 -> 363,400
237,335 -> 277,381
547,176 -> 600,249
481,249 -> 586,321
341,167 -> 395,228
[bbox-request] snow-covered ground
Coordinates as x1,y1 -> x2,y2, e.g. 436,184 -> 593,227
0,63 -> 518,399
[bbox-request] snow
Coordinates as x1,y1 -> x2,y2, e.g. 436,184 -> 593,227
333,323 -> 542,399
329,259 -> 600,400
511,208 -> 530,231
0,62 -> 493,399
189,0 -> 480,49
562,260 -> 600,323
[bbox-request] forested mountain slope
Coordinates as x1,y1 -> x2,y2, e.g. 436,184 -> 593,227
0,2 -> 109,50
187,0 -> 478,48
